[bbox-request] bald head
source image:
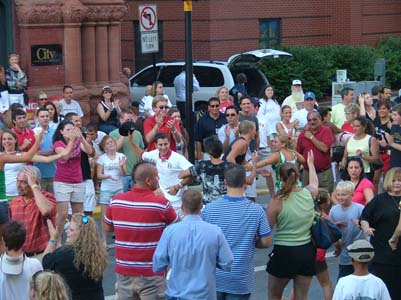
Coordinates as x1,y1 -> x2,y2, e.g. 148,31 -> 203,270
133,162 -> 157,185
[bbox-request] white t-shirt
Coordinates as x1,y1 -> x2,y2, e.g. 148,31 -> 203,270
4,153 -> 25,197
59,99 -> 84,117
142,149 -> 193,208
333,273 -> 391,300
97,152 -> 126,192
290,108 -> 316,130
91,131 -> 107,156
0,256 -> 42,300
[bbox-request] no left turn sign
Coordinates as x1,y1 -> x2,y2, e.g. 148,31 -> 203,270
139,5 -> 158,32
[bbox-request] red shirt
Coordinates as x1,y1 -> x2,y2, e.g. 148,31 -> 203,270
143,115 -> 180,151
12,126 -> 36,151
104,187 -> 178,276
341,122 -> 354,134
9,191 -> 56,253
297,125 -> 334,171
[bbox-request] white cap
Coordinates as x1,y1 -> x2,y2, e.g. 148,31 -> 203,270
292,79 -> 302,85
0,253 -> 24,275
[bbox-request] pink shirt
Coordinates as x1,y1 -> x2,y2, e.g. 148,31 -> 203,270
352,178 -> 374,206
54,139 -> 83,183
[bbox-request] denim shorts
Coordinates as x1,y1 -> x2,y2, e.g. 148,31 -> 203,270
99,189 -> 122,205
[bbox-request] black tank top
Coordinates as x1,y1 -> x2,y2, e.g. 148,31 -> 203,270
223,136 -> 247,164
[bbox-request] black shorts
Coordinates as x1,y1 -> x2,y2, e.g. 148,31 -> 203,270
315,260 -> 328,274
266,242 -> 316,278
0,201 -> 9,224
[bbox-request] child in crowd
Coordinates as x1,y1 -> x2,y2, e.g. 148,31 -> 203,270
333,239 -> 391,300
329,181 -> 365,280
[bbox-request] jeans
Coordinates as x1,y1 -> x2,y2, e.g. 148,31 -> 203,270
122,176 -> 133,192
216,292 -> 251,300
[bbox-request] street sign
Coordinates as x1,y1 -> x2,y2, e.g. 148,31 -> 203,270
139,4 -> 159,54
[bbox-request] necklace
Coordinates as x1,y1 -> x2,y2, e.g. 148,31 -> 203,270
389,194 -> 401,210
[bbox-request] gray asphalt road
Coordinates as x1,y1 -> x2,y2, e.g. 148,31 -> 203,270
100,181 -> 341,300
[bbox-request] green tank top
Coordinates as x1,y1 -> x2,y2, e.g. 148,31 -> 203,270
272,151 -> 302,191
0,170 -> 6,201
274,188 -> 315,246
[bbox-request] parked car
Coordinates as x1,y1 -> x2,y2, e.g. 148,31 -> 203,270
129,49 -> 292,112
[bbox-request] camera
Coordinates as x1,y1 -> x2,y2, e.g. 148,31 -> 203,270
119,121 -> 136,136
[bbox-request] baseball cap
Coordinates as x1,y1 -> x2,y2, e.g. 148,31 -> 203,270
292,79 -> 302,85
0,253 -> 24,275
304,91 -> 316,101
347,239 -> 375,262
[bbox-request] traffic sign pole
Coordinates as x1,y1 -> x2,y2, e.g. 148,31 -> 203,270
184,1 -> 195,163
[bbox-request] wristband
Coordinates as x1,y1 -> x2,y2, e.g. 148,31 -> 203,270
49,239 -> 56,244
309,135 -> 314,140
30,184 -> 39,190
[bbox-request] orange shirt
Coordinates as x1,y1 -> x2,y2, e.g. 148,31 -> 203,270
9,191 -> 56,253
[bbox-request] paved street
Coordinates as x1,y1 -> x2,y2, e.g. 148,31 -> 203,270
100,178 -> 340,300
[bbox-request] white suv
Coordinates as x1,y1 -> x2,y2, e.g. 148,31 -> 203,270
129,49 -> 292,111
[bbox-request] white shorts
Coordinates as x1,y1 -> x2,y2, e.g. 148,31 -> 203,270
84,179 -> 97,212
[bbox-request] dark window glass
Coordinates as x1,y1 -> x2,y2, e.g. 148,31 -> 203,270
259,19 -> 281,49
131,66 -> 161,87
158,66 -> 182,87
194,66 -> 224,87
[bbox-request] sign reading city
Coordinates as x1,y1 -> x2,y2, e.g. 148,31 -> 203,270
31,44 -> 63,66
139,4 -> 159,54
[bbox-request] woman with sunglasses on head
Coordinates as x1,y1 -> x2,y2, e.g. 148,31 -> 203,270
30,270 -> 71,300
43,214 -> 107,300
96,86 -> 121,134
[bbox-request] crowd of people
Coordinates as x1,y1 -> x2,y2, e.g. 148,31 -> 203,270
0,52 -> 400,300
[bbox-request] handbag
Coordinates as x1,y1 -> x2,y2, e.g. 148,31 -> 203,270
311,205 -> 342,249
331,146 -> 344,163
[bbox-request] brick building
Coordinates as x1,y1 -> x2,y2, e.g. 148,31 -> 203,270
125,0 -> 401,72
1,0 -> 401,116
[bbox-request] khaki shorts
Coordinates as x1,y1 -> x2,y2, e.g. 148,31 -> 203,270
116,274 -> 166,300
53,181 -> 85,203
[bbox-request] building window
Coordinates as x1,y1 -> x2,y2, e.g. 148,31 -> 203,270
134,21 -> 163,71
259,19 -> 281,49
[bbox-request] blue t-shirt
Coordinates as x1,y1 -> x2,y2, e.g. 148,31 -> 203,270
201,195 -> 271,294
34,127 -> 56,178
329,202 -> 365,265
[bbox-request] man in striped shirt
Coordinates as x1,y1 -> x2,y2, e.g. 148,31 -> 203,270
202,163 -> 272,299
103,162 -> 178,300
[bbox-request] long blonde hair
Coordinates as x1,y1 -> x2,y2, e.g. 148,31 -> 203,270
70,214 -> 107,281
31,271 -> 71,300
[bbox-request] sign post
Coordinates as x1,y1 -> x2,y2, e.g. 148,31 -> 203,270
138,5 -> 159,54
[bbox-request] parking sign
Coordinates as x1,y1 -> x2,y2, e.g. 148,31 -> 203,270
139,4 -> 159,54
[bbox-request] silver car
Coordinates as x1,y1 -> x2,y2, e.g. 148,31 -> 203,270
129,49 -> 292,111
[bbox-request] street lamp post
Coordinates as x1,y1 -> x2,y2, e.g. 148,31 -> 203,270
183,0 -> 195,163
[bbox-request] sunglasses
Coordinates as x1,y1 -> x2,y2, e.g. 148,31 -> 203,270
209,104 -> 220,108
103,90 -> 112,94
226,113 -> 237,117
158,106 -> 169,110
81,214 -> 89,224
39,98 -> 47,101
305,98 -> 315,101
